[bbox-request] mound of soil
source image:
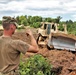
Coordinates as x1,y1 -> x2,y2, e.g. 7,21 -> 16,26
37,48 -> 76,75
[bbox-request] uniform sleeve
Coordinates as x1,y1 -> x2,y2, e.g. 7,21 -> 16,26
15,40 -> 29,54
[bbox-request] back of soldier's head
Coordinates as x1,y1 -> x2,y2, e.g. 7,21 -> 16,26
2,16 -> 17,30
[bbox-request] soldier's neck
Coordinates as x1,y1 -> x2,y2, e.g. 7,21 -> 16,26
3,30 -> 12,37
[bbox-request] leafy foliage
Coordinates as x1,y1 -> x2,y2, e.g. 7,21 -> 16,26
66,20 -> 76,35
0,20 -> 2,24
58,24 -> 64,31
31,22 -> 41,28
19,54 -> 55,75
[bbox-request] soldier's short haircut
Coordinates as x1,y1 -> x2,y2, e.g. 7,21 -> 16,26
2,22 -> 10,30
2,16 -> 17,30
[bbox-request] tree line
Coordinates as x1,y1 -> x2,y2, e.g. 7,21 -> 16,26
0,15 -> 76,35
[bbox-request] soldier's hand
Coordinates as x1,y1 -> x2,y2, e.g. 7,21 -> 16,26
26,29 -> 33,36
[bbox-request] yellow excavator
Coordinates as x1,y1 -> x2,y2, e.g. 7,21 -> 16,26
37,22 -> 76,51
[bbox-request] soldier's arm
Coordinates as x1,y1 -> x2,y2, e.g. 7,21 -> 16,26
25,29 -> 39,53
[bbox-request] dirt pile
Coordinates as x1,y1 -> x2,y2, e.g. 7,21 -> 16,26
37,48 -> 76,75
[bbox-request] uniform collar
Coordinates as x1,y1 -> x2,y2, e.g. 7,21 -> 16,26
2,35 -> 11,38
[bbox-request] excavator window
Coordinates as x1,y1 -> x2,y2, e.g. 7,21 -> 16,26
52,24 -> 56,31
44,24 -> 47,29
47,24 -> 51,34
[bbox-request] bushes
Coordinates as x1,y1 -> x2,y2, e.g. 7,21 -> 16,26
58,24 -> 64,31
31,22 -> 41,28
19,54 -> 55,75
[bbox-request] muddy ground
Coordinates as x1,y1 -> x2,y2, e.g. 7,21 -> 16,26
0,29 -> 76,75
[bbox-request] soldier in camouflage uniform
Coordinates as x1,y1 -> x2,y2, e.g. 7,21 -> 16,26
0,16 -> 38,75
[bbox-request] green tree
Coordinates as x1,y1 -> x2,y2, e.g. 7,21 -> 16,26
27,16 -> 32,24
19,15 -> 28,25
65,20 -> 76,35
55,16 -> 62,23
31,22 -> 41,28
16,16 -> 20,25
44,17 -> 52,22
58,24 -> 64,31
0,20 -> 2,24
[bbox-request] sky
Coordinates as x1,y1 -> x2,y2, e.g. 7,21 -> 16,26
0,0 -> 76,21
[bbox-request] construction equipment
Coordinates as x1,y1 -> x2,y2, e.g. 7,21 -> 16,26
37,22 -> 76,51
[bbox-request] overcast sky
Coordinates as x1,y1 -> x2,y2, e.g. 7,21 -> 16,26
0,0 -> 76,21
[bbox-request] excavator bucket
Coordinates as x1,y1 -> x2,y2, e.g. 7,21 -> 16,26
48,33 -> 76,51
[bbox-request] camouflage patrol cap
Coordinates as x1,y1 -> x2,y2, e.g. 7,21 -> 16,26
2,16 -> 18,28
